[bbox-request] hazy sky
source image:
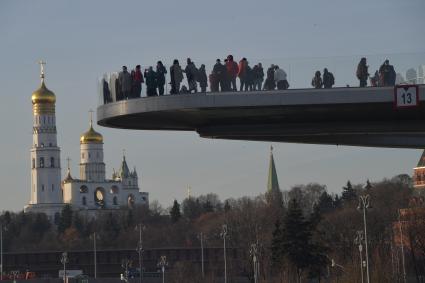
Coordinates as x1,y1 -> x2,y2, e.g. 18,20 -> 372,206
1,0 -> 425,212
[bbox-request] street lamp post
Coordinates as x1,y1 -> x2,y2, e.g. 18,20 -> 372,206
90,232 -> 100,279
358,194 -> 371,283
355,230 -> 364,283
136,223 -> 145,283
250,243 -> 260,283
157,256 -> 168,283
398,210 -> 407,283
220,224 -> 228,283
60,252 -> 68,283
121,259 -> 131,283
197,232 -> 205,278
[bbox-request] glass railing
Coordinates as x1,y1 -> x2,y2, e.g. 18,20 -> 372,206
98,52 -> 425,106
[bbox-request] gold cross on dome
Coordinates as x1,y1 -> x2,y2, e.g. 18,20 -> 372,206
89,109 -> 94,126
38,60 -> 46,79
66,157 -> 71,169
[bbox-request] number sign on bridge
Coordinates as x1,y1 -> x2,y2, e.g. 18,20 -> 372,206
394,85 -> 419,108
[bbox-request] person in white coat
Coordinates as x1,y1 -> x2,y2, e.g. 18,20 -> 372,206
274,66 -> 289,90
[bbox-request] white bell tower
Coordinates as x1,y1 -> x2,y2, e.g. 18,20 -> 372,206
25,62 -> 64,218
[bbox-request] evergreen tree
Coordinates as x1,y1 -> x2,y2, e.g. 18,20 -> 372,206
224,200 -> 231,212
271,219 -> 284,267
316,192 -> 334,213
365,179 -> 372,191
341,181 -> 357,203
58,205 -> 73,234
73,213 -> 85,236
202,199 -> 214,213
170,200 -> 181,223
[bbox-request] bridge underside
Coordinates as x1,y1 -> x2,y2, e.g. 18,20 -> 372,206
97,86 -> 425,148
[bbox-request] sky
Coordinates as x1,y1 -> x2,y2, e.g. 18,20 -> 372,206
0,0 -> 425,211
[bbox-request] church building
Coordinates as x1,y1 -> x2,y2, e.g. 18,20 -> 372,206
24,64 -> 148,219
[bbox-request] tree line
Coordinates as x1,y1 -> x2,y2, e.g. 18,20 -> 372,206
1,174 -> 424,282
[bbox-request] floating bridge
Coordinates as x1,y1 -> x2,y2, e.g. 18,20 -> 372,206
97,85 -> 425,148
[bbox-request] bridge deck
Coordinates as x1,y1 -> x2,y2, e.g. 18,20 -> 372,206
97,86 -> 425,148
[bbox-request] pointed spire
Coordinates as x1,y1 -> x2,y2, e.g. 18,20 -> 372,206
119,150 -> 130,178
417,149 -> 425,167
63,157 -> 73,182
267,145 -> 280,193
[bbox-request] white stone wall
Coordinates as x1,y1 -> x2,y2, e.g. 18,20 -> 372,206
79,143 -> 105,182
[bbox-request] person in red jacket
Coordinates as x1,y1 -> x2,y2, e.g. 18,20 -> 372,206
238,58 -> 249,91
226,55 -> 239,91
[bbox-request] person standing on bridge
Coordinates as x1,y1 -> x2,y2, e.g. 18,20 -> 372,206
226,55 -> 239,91
170,59 -> 183,94
356,57 -> 369,87
264,64 -> 276,90
379,59 -> 396,86
144,66 -> 158,96
274,65 -> 289,90
198,64 -> 208,92
213,59 -> 226,92
323,68 -> 335,88
156,61 -> 167,96
252,63 -> 264,91
131,65 -> 144,98
311,71 -> 323,88
184,58 -> 198,93
118,66 -> 133,99
238,58 -> 249,91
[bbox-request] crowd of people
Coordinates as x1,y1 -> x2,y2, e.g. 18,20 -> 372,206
101,55 -> 398,103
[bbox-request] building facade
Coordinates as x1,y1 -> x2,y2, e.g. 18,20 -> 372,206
24,65 -> 148,219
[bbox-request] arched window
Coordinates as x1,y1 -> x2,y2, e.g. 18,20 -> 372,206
113,196 -> 118,205
110,186 -> 119,194
51,184 -> 54,191
50,157 -> 55,168
80,185 -> 89,193
82,153 -> 85,159
95,187 -> 105,207
82,196 -> 87,206
128,194 -> 135,209
40,157 -> 45,168
41,184 -> 45,192
32,158 -> 35,169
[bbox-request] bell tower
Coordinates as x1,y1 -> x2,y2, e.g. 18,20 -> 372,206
29,61 -> 62,205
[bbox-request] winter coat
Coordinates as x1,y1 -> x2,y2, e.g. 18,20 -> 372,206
213,62 -> 227,80
356,62 -> 369,80
170,64 -> 183,84
156,65 -> 167,85
238,60 -> 248,78
144,70 -> 157,88
118,70 -> 133,92
226,61 -> 239,78
185,63 -> 198,82
197,68 -> 208,88
274,68 -> 287,82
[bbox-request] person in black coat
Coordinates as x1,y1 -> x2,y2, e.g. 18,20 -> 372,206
198,64 -> 208,92
144,67 -> 158,96
156,61 -> 167,95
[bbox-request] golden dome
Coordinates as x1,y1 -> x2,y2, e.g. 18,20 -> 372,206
80,123 -> 103,144
32,80 -> 56,105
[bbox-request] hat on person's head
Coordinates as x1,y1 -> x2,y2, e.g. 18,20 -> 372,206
216,59 -> 221,63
